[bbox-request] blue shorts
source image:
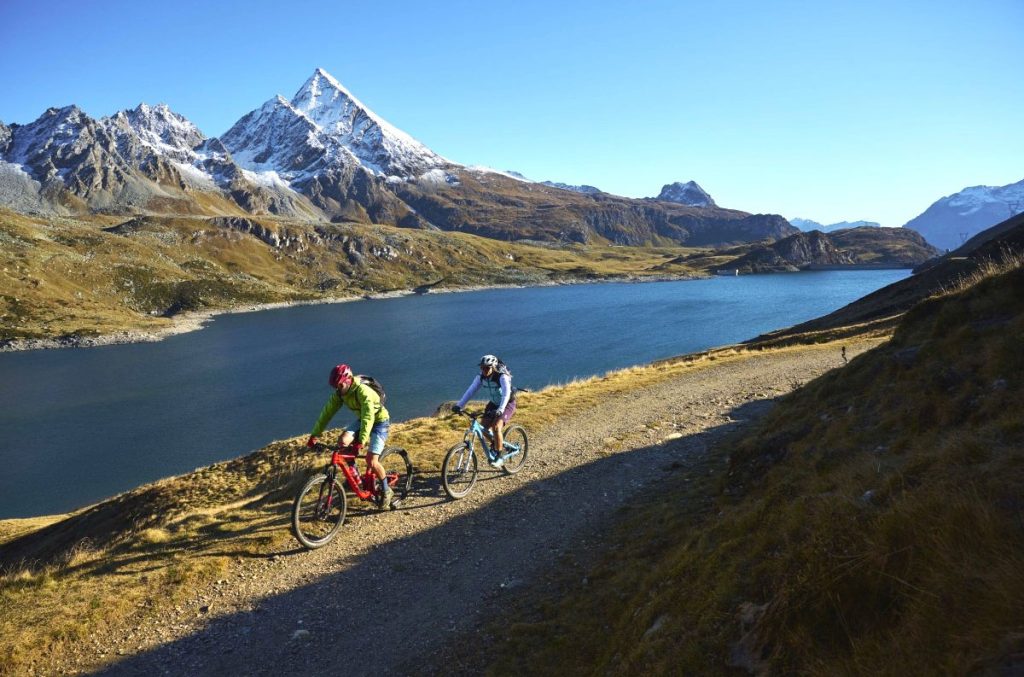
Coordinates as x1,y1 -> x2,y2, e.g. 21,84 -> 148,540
346,419 -> 390,455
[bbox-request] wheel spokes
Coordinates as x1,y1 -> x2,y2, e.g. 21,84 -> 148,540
298,479 -> 343,540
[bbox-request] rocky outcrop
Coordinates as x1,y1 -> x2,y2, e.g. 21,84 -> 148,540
828,227 -> 939,266
654,180 -> 717,207
718,231 -> 855,273
0,121 -> 11,154
715,227 -> 940,274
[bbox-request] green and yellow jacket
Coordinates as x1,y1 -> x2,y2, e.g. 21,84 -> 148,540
310,377 -> 390,445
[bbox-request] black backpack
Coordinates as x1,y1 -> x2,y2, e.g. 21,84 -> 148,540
357,375 -> 387,405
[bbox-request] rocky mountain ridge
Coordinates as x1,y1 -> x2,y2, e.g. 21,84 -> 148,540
539,180 -> 602,194
653,180 -> 716,207
0,70 -> 795,246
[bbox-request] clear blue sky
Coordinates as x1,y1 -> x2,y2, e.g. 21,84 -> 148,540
1,0 -> 1021,227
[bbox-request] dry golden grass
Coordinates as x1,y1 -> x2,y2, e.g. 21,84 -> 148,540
0,335 -> 781,675
0,516 -> 66,546
0,208 -> 711,342
933,244 -> 1024,298
484,263 -> 1024,675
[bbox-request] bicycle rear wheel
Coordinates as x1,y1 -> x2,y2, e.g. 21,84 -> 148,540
442,442 -> 478,499
500,425 -> 529,474
292,473 -> 347,549
379,446 -> 413,508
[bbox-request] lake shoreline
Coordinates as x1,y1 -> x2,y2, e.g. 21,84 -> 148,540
0,273 -> 702,353
0,269 -> 909,519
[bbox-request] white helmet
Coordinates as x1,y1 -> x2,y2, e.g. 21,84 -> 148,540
479,354 -> 499,368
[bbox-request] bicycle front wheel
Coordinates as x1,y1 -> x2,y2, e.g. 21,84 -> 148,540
442,442 -> 478,499
501,425 -> 529,474
292,473 -> 347,549
379,446 -> 414,506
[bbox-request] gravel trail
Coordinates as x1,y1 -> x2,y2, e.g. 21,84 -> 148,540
87,341 -> 875,676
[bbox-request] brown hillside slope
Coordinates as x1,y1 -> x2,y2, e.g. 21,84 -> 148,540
0,208 -> 709,344
753,211 -> 1024,343
395,170 -> 795,246
484,263 -> 1024,675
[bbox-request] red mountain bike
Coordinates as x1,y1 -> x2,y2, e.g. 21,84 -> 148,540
291,442 -> 413,549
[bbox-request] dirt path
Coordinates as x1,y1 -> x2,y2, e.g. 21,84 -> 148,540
87,341 -> 876,676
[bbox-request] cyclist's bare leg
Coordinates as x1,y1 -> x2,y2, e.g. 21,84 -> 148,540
367,451 -> 386,481
491,418 -> 505,454
340,430 -> 384,481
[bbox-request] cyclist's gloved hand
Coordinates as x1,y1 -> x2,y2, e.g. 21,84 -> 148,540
451,404 -> 462,415
351,441 -> 364,453
306,435 -> 318,448
495,407 -> 505,416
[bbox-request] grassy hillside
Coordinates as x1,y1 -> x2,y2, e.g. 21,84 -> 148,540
0,341 -> 769,675
398,169 -> 796,246
485,262 -> 1024,674
2,205 -> 952,346
827,225 -> 938,265
0,208 -> 706,343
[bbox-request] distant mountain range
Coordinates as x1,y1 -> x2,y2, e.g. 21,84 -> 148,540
539,181 -> 602,194
901,178 -> 1024,251
790,218 -> 881,232
0,69 -> 794,247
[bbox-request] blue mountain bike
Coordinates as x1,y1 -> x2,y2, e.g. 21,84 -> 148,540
441,410 -> 529,499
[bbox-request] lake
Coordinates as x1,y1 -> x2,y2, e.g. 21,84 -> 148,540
0,270 -> 909,518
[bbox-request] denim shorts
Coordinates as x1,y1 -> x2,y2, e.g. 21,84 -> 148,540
346,419 -> 390,455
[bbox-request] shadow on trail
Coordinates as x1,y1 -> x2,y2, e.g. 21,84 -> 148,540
90,402 -> 769,676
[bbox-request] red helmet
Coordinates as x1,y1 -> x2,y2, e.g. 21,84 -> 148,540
328,364 -> 354,390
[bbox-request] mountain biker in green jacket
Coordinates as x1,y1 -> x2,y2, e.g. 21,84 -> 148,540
307,364 -> 393,508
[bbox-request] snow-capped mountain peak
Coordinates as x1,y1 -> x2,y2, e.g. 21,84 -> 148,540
286,67 -> 447,176
291,68 -> 370,130
114,102 -> 205,159
945,181 -> 1024,214
219,94 -> 329,177
2,105 -> 93,167
903,178 -> 1024,250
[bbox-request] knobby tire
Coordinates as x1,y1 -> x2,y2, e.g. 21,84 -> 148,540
292,473 -> 347,549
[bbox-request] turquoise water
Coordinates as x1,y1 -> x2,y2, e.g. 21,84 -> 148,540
0,270 -> 909,517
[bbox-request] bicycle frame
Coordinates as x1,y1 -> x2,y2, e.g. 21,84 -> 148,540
460,413 -> 520,462
326,447 -> 397,502
464,417 -> 491,455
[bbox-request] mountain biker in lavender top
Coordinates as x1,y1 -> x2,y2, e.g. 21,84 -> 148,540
451,355 -> 516,468
306,364 -> 393,508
